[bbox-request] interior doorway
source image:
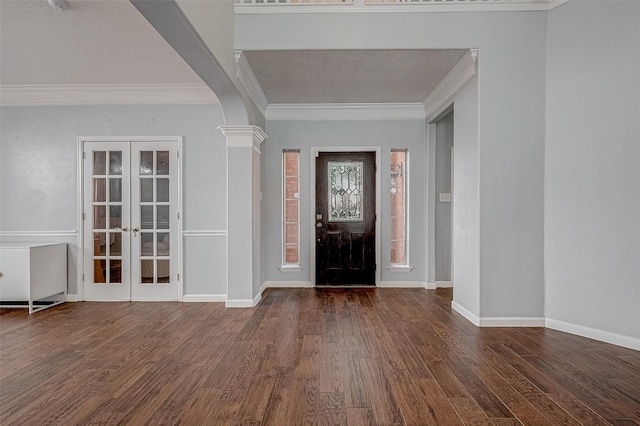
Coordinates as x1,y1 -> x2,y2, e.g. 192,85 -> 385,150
434,110 -> 454,287
81,138 -> 181,301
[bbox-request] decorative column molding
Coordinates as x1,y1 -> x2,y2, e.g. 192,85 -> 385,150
218,125 -> 267,307
219,125 -> 267,152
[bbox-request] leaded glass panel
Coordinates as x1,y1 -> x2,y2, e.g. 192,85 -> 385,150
328,161 -> 364,222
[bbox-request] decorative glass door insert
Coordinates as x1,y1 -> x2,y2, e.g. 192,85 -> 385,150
328,161 -> 364,221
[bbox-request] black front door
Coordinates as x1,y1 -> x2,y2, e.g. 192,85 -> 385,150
315,152 -> 376,285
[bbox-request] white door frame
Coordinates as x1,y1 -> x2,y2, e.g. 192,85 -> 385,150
77,136 -> 183,302
310,146 -> 381,286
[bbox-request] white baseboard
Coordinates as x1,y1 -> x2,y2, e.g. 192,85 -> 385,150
452,301 -> 544,328
226,290 -> 262,308
263,281 -> 313,288
225,299 -> 255,308
479,317 -> 545,327
451,301 -> 480,326
379,281 -> 428,288
436,281 -> 453,288
66,294 -> 79,302
183,294 -> 226,303
426,282 -> 436,289
546,318 -> 640,351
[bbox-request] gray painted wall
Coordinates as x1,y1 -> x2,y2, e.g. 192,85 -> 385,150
0,104 -> 228,296
263,119 -> 426,284
435,110 -> 453,282
176,0 -> 265,128
238,10 -> 546,318
545,1 -> 640,339
451,75 -> 481,317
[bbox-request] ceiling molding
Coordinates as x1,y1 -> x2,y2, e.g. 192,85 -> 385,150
266,103 -> 426,121
424,49 -> 477,121
235,51 -> 269,114
235,0 -> 571,14
0,84 -> 219,106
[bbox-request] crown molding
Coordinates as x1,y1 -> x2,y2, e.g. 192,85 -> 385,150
0,84 -> 219,106
266,102 -> 426,121
424,49 -> 477,121
235,51 -> 269,114
235,0 -> 570,14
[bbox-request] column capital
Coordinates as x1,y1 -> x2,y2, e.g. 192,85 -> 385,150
218,125 -> 267,150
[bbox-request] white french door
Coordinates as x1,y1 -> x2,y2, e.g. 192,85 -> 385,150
83,140 -> 180,301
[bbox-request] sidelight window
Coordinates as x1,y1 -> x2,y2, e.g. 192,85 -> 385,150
283,150 -> 300,266
390,149 -> 408,265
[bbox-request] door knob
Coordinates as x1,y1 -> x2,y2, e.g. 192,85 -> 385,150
316,223 -> 323,228
132,227 -> 140,237
121,226 -> 129,232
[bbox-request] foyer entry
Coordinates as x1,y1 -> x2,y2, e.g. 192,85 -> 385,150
81,139 -> 181,301
315,151 -> 376,285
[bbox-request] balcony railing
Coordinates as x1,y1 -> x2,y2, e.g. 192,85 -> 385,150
235,0 -> 558,6
236,0 -> 554,4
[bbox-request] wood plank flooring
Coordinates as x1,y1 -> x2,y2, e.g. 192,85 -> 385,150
1,288 -> 639,425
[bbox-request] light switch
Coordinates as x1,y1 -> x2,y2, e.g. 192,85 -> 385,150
439,193 -> 451,203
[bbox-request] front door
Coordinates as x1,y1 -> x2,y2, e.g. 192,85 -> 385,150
315,152 -> 376,285
83,141 -> 180,301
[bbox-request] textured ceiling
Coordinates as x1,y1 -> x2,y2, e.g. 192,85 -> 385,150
0,0 -> 202,85
243,49 -> 468,104
0,1 -> 468,106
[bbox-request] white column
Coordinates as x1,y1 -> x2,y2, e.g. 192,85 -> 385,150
218,125 -> 267,307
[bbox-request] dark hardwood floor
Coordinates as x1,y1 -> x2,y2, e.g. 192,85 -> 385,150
1,288 -> 639,425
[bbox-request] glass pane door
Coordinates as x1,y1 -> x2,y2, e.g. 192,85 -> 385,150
83,140 -> 179,302
130,143 -> 179,301
83,143 -> 131,301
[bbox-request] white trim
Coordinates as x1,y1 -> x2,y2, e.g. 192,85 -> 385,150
77,139 -> 84,301
218,125 -> 267,152
426,282 -> 437,289
278,265 -> 304,272
235,51 -> 269,114
263,280 -> 314,288
452,301 -> 481,326
78,136 -> 183,303
266,103 -> 426,121
235,1 -> 569,14
226,290 -> 263,308
183,294 -> 227,302
546,318 -> 640,352
65,294 -> 79,302
0,231 -> 77,238
177,138 -> 184,302
479,317 -> 545,327
387,265 -> 414,272
424,49 -> 478,122
379,281 -> 428,288
182,230 -> 227,237
436,281 -> 453,288
0,84 -> 219,106
311,147 -> 381,287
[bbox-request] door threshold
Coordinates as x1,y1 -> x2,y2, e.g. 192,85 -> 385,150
315,285 -> 376,288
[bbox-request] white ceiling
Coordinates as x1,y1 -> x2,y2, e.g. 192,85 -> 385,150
0,0 -> 202,85
1,1 -> 467,106
243,49 -> 468,104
